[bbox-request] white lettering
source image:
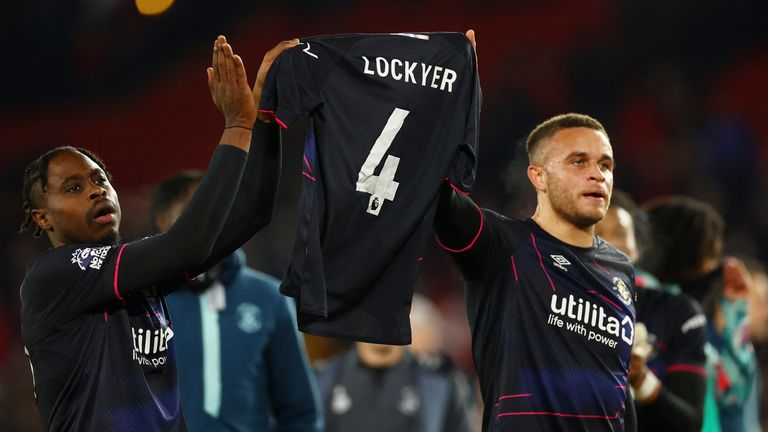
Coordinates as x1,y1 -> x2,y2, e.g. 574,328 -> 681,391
362,56 -> 375,75
404,61 -> 417,83
440,68 -> 457,92
430,66 -> 443,89
549,293 -> 634,349
420,63 -> 432,86
391,59 -> 403,80
376,57 -> 389,77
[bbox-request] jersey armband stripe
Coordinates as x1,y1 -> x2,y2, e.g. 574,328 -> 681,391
666,364 -> 707,376
443,178 -> 470,195
510,255 -> 519,281
435,203 -> 484,253
113,244 -> 128,301
258,110 -> 288,129
302,171 -> 317,182
592,258 -> 610,275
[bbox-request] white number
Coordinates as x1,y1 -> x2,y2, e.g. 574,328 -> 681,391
355,108 -> 410,216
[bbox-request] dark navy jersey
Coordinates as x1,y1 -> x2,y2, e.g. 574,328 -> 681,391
634,289 -> 707,431
260,32 -> 480,344
439,207 -> 636,431
20,244 -> 184,432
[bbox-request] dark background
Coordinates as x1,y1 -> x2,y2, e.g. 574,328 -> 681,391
1,1 -> 766,430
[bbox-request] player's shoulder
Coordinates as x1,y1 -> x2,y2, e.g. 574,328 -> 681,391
594,236 -> 633,266
25,244 -> 115,282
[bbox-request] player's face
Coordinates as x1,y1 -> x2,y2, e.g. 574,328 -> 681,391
541,127 -> 614,228
34,150 -> 121,246
595,207 -> 638,261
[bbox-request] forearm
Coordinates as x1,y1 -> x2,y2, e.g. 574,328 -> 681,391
189,119 -> 281,274
640,374 -> 705,432
117,145 -> 247,296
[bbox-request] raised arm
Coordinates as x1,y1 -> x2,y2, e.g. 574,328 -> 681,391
188,40 -> 300,274
117,36 -> 256,298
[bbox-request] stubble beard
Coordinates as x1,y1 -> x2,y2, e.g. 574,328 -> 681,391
548,179 -> 605,229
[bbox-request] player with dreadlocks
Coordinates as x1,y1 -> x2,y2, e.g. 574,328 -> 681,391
18,36 -> 296,431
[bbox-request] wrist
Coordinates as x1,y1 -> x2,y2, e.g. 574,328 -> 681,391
632,369 -> 661,404
224,115 -> 257,129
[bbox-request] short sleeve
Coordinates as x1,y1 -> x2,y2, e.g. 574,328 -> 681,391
446,39 -> 481,193
665,295 -> 708,374
22,244 -> 123,324
259,39 -> 341,128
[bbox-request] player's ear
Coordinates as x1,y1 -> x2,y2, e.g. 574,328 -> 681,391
31,208 -> 51,232
527,165 -> 547,193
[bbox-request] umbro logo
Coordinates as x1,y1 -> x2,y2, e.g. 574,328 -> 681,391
551,255 -> 571,272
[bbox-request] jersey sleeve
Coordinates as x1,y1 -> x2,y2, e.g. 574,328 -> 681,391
434,185 -> 500,282
664,295 -> 708,375
446,38 -> 481,194
22,245 -> 122,324
259,39 -> 341,127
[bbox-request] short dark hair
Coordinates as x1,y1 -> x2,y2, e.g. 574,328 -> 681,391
525,113 -> 608,163
148,171 -> 203,230
20,146 -> 112,237
639,196 -> 725,284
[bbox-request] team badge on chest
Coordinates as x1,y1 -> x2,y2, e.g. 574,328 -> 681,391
612,277 -> 633,306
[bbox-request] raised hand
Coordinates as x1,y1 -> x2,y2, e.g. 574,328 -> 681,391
253,39 -> 300,123
207,35 -> 257,128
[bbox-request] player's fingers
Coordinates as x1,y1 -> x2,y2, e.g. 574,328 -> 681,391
264,38 -> 299,63
211,38 -> 218,77
233,54 -> 248,87
222,43 -> 235,83
207,67 -> 215,92
215,36 -> 226,80
465,29 -> 476,49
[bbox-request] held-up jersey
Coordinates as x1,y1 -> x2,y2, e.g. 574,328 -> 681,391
260,32 -> 480,344
439,208 -> 636,431
20,244 -> 184,431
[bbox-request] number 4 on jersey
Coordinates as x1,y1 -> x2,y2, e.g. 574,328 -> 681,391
355,108 -> 410,216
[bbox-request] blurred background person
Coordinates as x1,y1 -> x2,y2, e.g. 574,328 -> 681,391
642,197 -> 758,432
740,257 -> 768,429
150,171 -> 323,432
596,190 -> 707,432
314,340 -> 476,432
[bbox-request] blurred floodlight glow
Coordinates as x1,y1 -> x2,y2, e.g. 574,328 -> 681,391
135,0 -> 174,15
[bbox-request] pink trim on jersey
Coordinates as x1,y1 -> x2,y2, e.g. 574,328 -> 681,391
434,202 -> 484,253
530,233 -> 556,292
302,171 -> 317,182
103,308 -> 108,322
510,255 -> 519,281
587,289 -> 597,294
443,178 -> 470,195
615,385 -> 626,389
598,294 -> 622,310
418,256 -> 424,262
113,244 -> 128,301
258,109 -> 288,129
303,154 -> 312,172
593,258 -> 610,275
666,364 -> 707,377
499,393 -> 532,400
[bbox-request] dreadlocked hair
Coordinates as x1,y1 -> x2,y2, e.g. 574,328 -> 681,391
639,196 -> 724,284
20,146 -> 112,238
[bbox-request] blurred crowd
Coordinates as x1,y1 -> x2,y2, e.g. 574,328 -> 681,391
1,0 -> 767,431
